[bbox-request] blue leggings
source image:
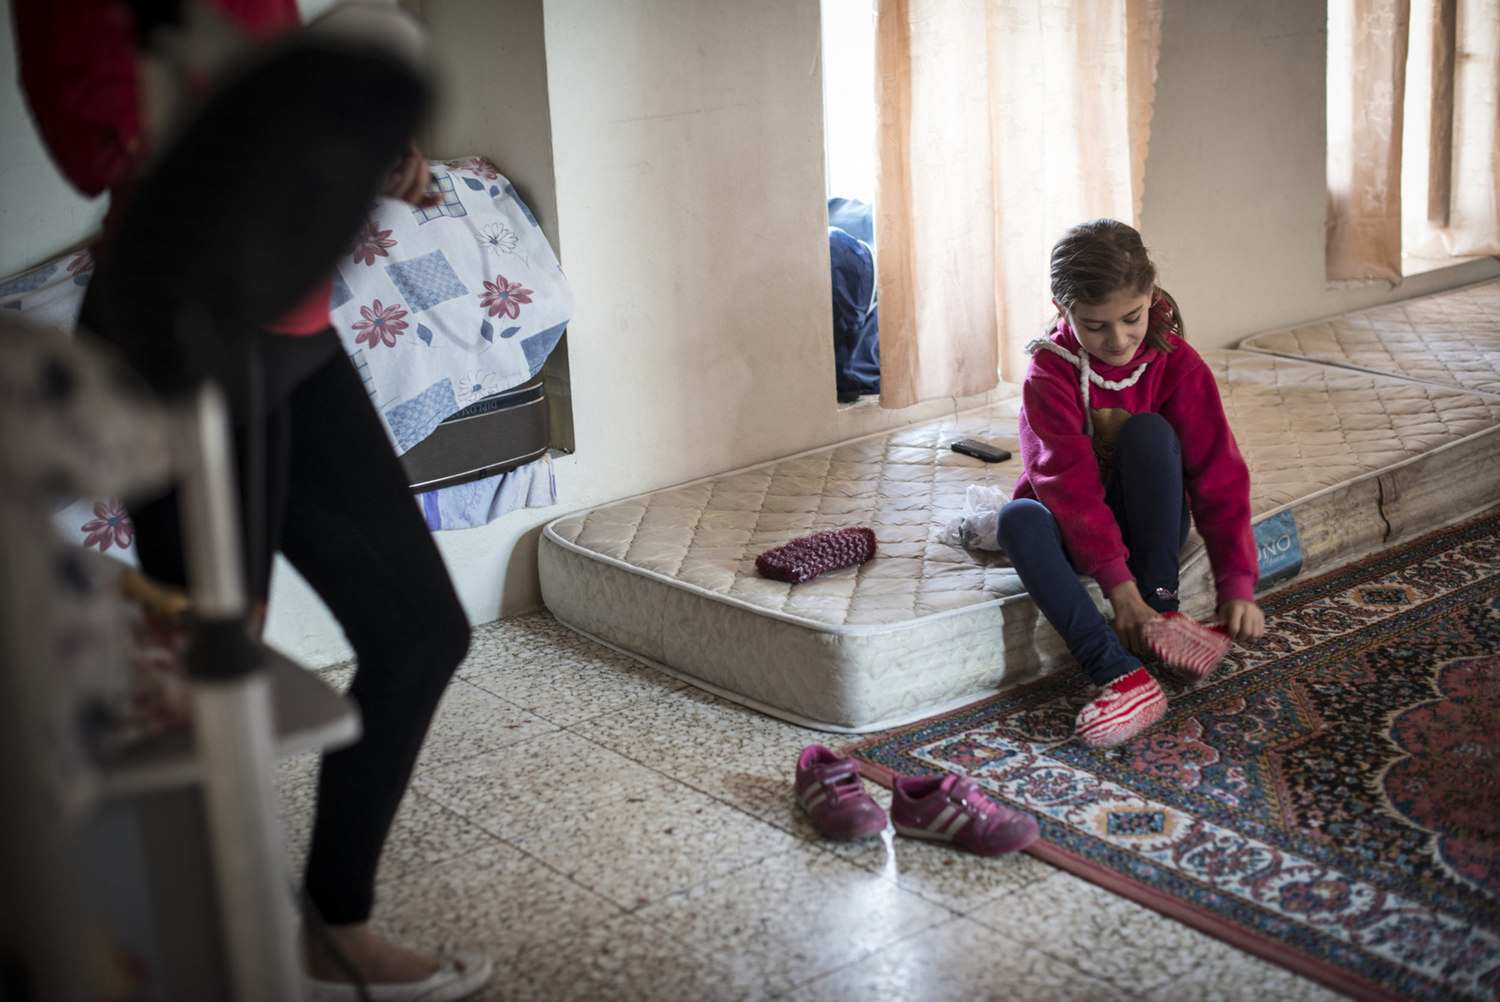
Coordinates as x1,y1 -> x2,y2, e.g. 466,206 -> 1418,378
997,413 -> 1191,686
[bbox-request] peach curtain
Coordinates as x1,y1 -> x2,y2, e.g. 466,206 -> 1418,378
1402,0 -> 1500,260
1327,0 -> 1411,283
1328,0 -> 1500,281
874,0 -> 1163,409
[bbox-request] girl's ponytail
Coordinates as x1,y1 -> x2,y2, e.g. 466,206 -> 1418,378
1148,287 -> 1185,349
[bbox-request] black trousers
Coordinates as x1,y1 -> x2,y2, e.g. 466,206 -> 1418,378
129,332 -> 470,924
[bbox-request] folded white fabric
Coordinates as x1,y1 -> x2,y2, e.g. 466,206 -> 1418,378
416,455 -> 556,531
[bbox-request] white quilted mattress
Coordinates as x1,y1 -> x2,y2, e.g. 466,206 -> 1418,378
540,350 -> 1500,731
1239,277 -> 1500,398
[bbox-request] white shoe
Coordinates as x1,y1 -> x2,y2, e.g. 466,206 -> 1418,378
306,951 -> 492,1002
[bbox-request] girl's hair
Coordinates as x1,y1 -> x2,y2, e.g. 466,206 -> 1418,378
1048,219 -> 1183,352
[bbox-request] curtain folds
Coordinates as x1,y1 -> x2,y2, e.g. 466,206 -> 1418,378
1327,0 -> 1500,282
1326,0 -> 1411,283
1404,0 -> 1500,259
874,0 -> 1163,409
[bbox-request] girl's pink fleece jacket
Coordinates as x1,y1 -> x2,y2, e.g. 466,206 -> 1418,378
1012,324 -> 1259,609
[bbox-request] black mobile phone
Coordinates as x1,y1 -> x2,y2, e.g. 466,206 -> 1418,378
951,439 -> 1012,463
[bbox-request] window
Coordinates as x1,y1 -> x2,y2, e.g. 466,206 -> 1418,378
821,0 -> 880,402
1326,0 -> 1499,282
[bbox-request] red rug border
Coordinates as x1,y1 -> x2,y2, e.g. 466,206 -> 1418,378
842,508 -> 1500,1002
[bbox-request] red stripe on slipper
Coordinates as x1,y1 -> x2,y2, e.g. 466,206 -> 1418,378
1142,612 -> 1231,682
1075,668 -> 1167,748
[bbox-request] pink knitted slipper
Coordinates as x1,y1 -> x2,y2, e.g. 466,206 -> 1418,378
755,527 -> 877,583
1142,612 -> 1232,683
1075,668 -> 1167,748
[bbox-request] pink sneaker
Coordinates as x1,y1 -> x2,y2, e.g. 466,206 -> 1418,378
1143,611 -> 1232,682
1074,667 -> 1167,748
795,745 -> 889,840
890,774 -> 1039,855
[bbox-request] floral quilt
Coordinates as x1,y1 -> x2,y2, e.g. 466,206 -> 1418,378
331,157 -> 573,453
2,156 -> 568,556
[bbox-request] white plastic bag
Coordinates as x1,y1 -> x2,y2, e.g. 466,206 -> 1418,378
944,484 -> 1010,551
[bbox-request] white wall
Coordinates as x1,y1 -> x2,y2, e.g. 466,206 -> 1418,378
1141,0 -> 1500,348
0,12 -> 107,275
539,0 -> 938,483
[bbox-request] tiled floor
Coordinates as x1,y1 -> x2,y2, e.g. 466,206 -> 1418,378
278,611 -> 1348,1002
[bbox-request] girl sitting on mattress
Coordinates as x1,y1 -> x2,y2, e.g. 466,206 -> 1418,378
997,219 -> 1264,748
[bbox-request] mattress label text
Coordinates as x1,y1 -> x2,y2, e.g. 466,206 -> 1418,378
1254,511 -> 1304,590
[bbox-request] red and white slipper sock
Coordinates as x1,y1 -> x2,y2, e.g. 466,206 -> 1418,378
1142,611 -> 1232,682
1075,668 -> 1167,748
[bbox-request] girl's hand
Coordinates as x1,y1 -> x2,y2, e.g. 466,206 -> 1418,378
1217,599 -> 1265,645
1107,582 -> 1159,657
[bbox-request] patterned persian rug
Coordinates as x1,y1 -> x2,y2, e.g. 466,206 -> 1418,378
846,509 -> 1500,1002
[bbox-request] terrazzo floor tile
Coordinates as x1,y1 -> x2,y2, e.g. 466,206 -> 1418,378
459,612 -> 661,685
279,786 -> 498,885
411,729 -> 682,840
299,663 -> 557,773
276,747 -> 319,800
1136,945 -> 1350,1002
457,614 -> 570,672
463,652 -> 684,727
482,911 -> 773,1002
507,781 -> 802,911
779,915 -> 1131,1002
412,678 -> 559,774
277,733 -> 495,882
967,870 -> 1279,997
814,822 -> 1058,914
569,682 -> 831,829
367,792 -> 503,881
312,664 -> 355,692
633,842 -> 953,996
369,842 -> 624,973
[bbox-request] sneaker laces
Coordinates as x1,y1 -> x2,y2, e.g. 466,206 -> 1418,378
946,777 -> 1015,839
813,759 -> 864,805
